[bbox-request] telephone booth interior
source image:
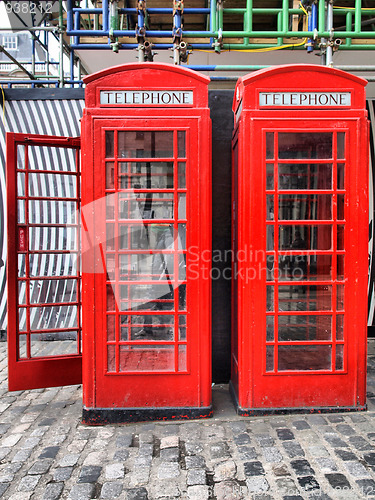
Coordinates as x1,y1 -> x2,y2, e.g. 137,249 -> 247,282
80,63 -> 212,423
231,65 -> 369,413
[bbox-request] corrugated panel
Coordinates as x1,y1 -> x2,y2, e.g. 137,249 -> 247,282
0,98 -> 84,331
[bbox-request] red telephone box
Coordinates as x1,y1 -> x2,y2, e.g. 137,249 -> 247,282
81,63 -> 212,423
231,65 -> 369,414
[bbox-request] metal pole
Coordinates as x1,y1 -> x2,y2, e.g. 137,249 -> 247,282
326,0 -> 333,66
59,0 -> 64,87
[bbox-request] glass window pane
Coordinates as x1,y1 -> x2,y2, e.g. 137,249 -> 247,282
107,284 -> 116,311
31,332 -> 78,357
105,131 -> 114,158
118,224 -> 175,251
337,132 -> 345,160
279,225 -> 332,251
119,253 -> 175,283
337,285 -> 344,311
29,200 -> 77,224
106,162 -> 115,189
119,162 -> 173,190
107,345 -> 116,372
337,195 -> 345,220
267,286 -> 274,312
107,315 -> 115,341
337,163 -> 345,189
29,279 -> 77,305
119,193 -> 174,220
278,164 -> 332,190
278,315 -> 331,341
266,346 -> 274,372
278,345 -> 332,371
179,315 -> 187,340
119,345 -> 175,372
278,195 -> 332,220
267,255 -> 274,281
337,315 -> 344,340
120,283 -> 174,312
178,162 -> 186,189
266,164 -> 274,190
278,133 -> 332,159
179,284 -> 186,311
178,345 -> 187,371
29,227 -> 77,251
278,255 -> 332,281
120,314 -> 174,341
29,253 -> 77,278
29,305 -> 78,330
28,173 -> 77,198
336,344 -> 344,370
266,132 -> 274,159
19,334 -> 27,358
267,226 -> 274,251
178,131 -> 186,158
337,255 -> 344,281
18,308 -> 27,332
337,225 -> 344,251
266,316 -> 274,341
178,194 -> 186,220
118,131 -> 173,158
278,285 -> 332,312
266,195 -> 274,220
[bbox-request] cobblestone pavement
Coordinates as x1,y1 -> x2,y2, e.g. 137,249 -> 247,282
1,343 -> 375,499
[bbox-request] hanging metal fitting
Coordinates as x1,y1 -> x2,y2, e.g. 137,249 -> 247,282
213,28 -> 223,53
143,40 -> 154,61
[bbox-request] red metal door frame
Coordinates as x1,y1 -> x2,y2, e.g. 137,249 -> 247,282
6,133 -> 82,391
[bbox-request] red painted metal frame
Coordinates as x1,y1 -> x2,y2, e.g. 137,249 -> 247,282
81,63 -> 212,415
6,133 -> 82,391
231,65 -> 369,412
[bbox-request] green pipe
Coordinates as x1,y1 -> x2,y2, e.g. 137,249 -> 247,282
345,12 -> 352,48
355,0 -> 362,34
318,0 -> 325,34
282,0 -> 289,35
184,29 -> 375,39
277,11 -> 283,46
246,0 -> 253,32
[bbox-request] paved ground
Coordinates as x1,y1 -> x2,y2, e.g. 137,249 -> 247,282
1,343 -> 375,499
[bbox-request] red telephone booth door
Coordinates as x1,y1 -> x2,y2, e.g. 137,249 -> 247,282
232,66 -> 369,413
81,64 -> 212,423
6,133 -> 82,391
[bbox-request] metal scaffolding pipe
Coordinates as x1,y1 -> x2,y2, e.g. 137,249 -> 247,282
326,1 -> 334,66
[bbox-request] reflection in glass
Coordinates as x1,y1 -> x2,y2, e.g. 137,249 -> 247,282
337,225 -> 344,251
278,315 -> 331,341
118,131 -> 173,158
266,132 -> 274,159
179,315 -> 186,340
178,131 -> 186,157
266,346 -> 274,372
118,162 -> 173,190
266,316 -> 274,341
179,345 -> 187,371
278,345 -> 331,371
119,345 -> 175,372
266,164 -> 274,190
337,315 -> 344,340
119,253 -> 175,282
278,164 -> 332,190
337,163 -> 345,189
267,286 -> 274,311
279,225 -> 331,251
337,132 -> 345,159
337,195 -> 345,220
118,192 -> 174,220
266,195 -> 274,220
107,315 -> 115,341
105,131 -> 114,158
107,345 -> 115,372
278,285 -> 332,312
120,314 -> 174,341
106,223 -> 115,251
278,255 -> 332,281
178,162 -> 186,188
278,194 -> 332,220
278,133 -> 332,159
179,284 -> 187,310
106,162 -> 114,189
336,344 -> 344,370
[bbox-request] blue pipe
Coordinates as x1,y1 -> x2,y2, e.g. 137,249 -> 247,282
70,51 -> 75,88
72,8 -> 210,14
69,42 -> 214,49
102,0 -> 109,32
67,0 -> 74,31
307,2 -> 318,53
74,11 -> 80,46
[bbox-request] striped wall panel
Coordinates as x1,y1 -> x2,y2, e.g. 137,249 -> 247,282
0,98 -> 84,331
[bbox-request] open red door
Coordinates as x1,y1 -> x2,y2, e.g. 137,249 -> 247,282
6,133 -> 82,391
